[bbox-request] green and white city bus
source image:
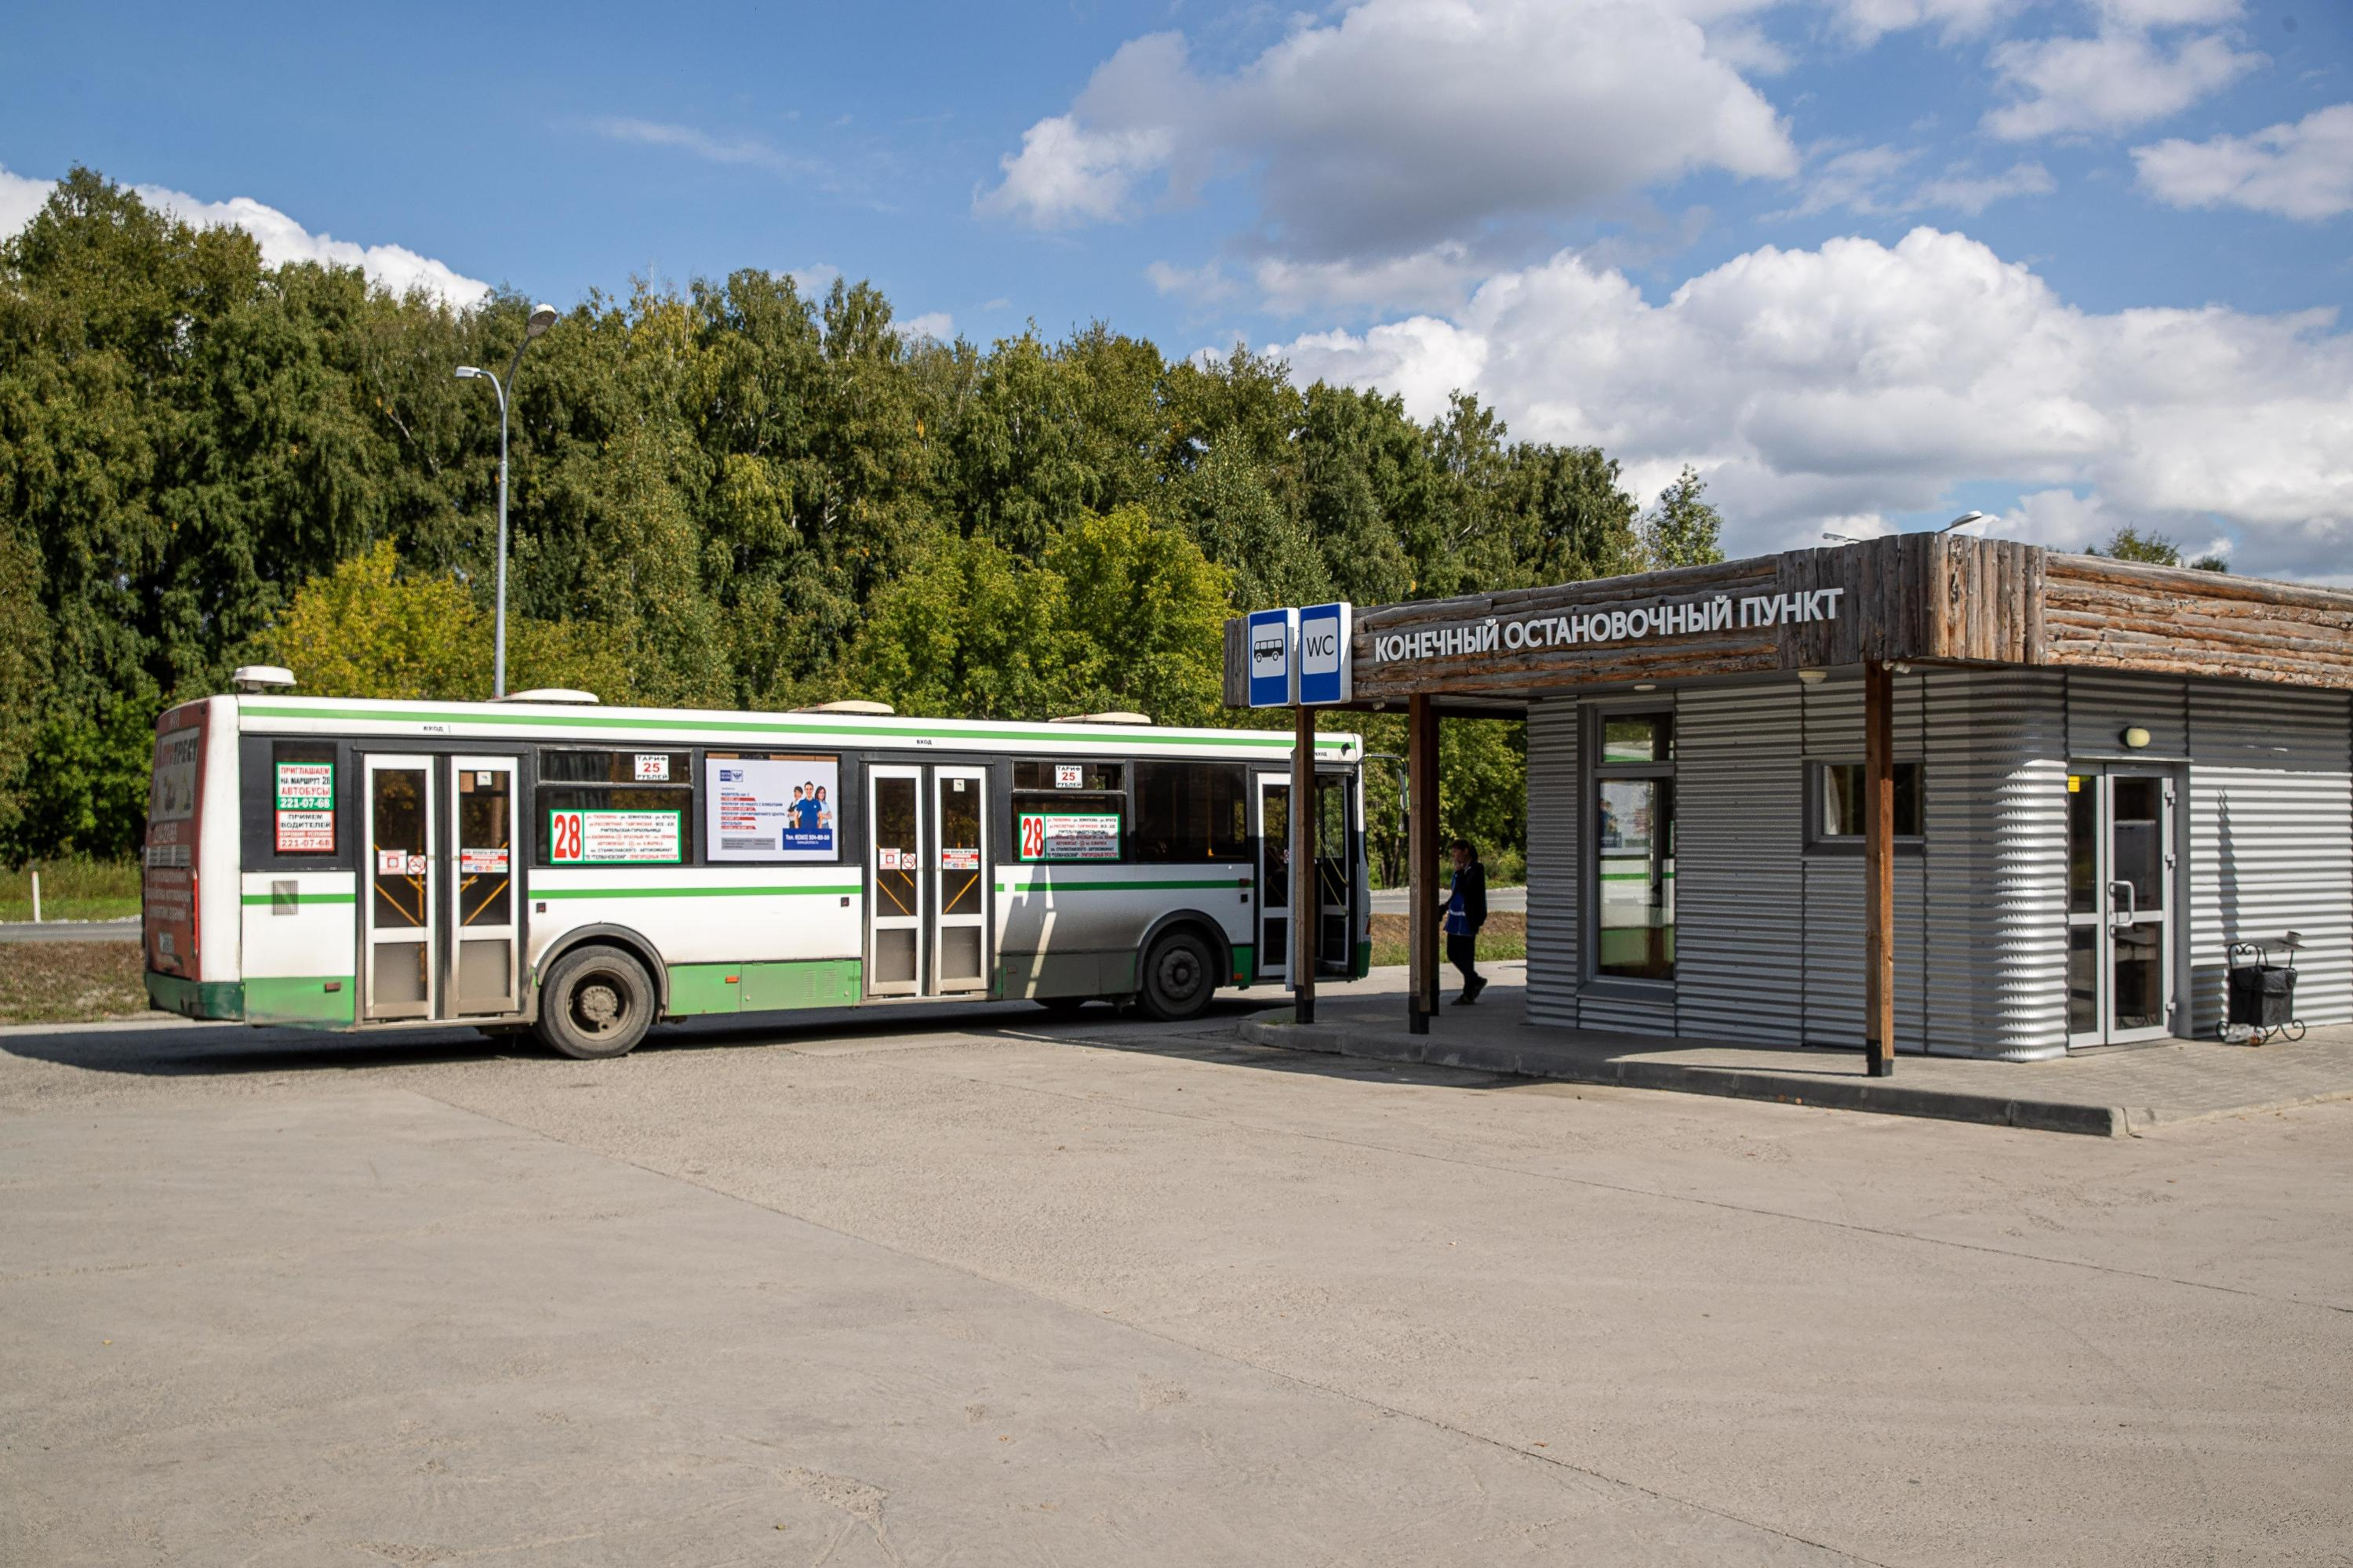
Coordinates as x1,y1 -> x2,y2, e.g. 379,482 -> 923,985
141,677 -> 1367,1057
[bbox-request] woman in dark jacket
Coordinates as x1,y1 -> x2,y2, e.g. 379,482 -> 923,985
1442,839 -> 1488,1004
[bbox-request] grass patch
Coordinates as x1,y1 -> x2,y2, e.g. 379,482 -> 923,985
1369,911 -> 1526,968
0,942 -> 155,1024
0,858 -> 143,923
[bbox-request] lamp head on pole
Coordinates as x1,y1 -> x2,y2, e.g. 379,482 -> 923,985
526,303 -> 558,338
454,366 -> 486,380
1940,510 -> 1991,533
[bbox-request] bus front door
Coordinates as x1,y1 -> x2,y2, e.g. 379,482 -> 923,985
867,766 -> 925,996
1254,776 -> 1291,988
362,753 -> 524,1023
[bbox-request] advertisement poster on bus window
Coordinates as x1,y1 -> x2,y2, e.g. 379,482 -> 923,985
274,761 -> 335,853
1019,813 -> 1121,861
547,809 -> 682,864
143,704 -> 207,977
704,755 -> 838,861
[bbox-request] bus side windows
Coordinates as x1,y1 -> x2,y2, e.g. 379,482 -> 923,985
534,749 -> 693,867
1133,762 -> 1248,864
1010,760 -> 1125,862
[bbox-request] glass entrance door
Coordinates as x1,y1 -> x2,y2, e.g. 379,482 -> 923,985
867,766 -> 924,996
363,755 -> 434,1020
2067,766 -> 2176,1046
1255,777 -> 1291,986
933,768 -> 988,994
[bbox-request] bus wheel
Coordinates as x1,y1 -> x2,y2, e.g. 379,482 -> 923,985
1139,930 -> 1215,1022
536,946 -> 655,1060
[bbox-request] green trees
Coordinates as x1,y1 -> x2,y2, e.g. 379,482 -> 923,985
1,167 -> 1690,867
2090,525 -> 2227,573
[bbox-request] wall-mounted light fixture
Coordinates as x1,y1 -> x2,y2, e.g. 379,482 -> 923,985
1798,668 -> 1827,685
2122,726 -> 2152,750
1633,682 -> 1657,692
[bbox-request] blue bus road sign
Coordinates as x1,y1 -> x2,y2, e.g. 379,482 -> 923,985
1297,602 -> 1351,705
1247,608 -> 1297,708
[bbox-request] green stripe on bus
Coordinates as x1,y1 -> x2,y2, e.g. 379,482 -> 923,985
535,883 -> 864,900
239,892 -> 358,905
241,703 -> 1355,753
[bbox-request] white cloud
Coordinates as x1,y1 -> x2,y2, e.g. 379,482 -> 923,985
1985,19 -> 2263,140
1267,227 -> 2353,579
591,117 -> 820,179
977,0 -> 1795,260
0,163 -> 489,307
1831,0 -> 2024,45
2133,102 -> 2353,219
1774,147 -> 2055,219
1907,160 -> 2058,213
896,311 -> 954,342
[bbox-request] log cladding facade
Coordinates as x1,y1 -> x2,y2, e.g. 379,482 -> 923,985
1222,535 -> 2353,708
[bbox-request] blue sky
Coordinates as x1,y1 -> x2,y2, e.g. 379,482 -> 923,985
4,0 -> 2350,575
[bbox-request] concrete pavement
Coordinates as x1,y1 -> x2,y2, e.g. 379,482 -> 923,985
4,986 -> 2350,1565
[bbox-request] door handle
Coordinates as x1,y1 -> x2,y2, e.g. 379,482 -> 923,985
2108,879 -> 2137,928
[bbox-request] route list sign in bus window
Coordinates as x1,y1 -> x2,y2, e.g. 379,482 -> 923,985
1019,813 -> 1120,861
548,809 -> 683,864
274,762 -> 335,853
704,755 -> 838,862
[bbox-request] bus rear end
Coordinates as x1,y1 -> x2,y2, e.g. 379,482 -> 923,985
143,697 -> 242,1019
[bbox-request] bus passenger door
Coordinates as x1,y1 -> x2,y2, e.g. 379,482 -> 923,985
867,766 -> 924,996
362,755 -> 435,1020
1315,773 -> 1354,977
448,757 -> 520,1015
1255,777 -> 1291,987
933,768 -> 988,994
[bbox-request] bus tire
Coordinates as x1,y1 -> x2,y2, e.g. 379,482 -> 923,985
535,945 -> 656,1060
1138,930 -> 1216,1022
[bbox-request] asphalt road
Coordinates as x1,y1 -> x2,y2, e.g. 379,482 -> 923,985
4,968 -> 2349,1566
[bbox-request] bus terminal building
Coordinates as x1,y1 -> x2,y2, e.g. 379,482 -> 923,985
1227,535 -> 2353,1064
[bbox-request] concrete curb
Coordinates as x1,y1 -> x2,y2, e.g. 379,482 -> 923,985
1240,1014 -> 2129,1137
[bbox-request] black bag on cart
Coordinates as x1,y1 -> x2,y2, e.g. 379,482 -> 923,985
2226,941 -> 2300,1039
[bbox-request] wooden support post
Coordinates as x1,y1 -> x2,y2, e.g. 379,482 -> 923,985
1864,659 -> 1897,1078
1408,694 -> 1440,1033
1293,702 -> 1316,1026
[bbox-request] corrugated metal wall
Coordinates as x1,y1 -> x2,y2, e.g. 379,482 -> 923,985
1524,700 -> 1582,1030
2186,681 -> 2353,1034
1677,686 -> 1805,1044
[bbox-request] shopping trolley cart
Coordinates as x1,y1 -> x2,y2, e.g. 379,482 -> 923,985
2224,935 -> 2304,1045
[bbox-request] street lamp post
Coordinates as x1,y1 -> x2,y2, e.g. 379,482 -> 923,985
457,301 -> 558,699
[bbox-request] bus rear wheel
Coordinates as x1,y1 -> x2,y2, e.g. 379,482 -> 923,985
535,945 -> 655,1060
1139,930 -> 1216,1022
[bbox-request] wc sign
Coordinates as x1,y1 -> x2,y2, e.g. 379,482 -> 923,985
1248,602 -> 1352,707
1297,602 -> 1351,705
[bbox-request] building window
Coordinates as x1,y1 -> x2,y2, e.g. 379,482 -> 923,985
1592,710 -> 1675,982
1012,760 -> 1126,862
1133,761 -> 1249,864
1809,762 -> 1924,846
